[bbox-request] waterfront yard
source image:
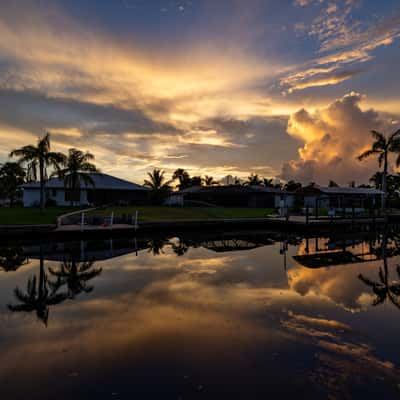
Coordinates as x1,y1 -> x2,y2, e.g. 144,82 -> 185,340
0,207 -> 81,225
0,206 -> 274,225
86,206 -> 274,222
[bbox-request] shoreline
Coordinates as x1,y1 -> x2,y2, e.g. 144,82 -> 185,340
0,215 -> 395,240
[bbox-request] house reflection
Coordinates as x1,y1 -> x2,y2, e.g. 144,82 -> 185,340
293,234 -> 382,268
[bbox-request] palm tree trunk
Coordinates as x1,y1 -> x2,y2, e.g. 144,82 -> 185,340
382,229 -> 388,286
39,244 -> 45,300
382,152 -> 388,210
39,158 -> 45,212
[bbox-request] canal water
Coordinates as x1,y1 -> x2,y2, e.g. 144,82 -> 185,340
1,229 -> 400,399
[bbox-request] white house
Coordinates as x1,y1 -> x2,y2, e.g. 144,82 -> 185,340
299,185 -> 383,212
21,173 -> 149,207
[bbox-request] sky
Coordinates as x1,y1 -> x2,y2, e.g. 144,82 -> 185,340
0,0 -> 400,185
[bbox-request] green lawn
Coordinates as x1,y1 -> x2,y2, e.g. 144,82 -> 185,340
0,207 -> 81,225
0,206 -> 274,225
89,206 -> 274,222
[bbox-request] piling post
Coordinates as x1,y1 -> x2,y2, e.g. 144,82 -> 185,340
80,212 -> 85,232
110,211 -> 114,230
306,206 -> 309,225
134,210 -> 139,231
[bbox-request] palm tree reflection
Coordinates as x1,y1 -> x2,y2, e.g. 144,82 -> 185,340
146,238 -> 171,256
8,248 -> 102,325
49,258 -> 102,299
171,239 -> 190,256
7,246 -> 68,325
0,247 -> 28,272
358,231 -> 400,309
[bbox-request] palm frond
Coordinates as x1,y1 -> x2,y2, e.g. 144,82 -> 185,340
357,149 -> 379,161
371,130 -> 386,143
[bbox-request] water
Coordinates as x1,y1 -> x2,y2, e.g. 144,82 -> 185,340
1,229 -> 400,399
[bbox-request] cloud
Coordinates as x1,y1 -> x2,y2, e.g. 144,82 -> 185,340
0,0 -> 399,182
293,0 -> 322,7
282,4 -> 400,94
280,92 -> 398,184
283,69 -> 363,93
0,88 -> 181,137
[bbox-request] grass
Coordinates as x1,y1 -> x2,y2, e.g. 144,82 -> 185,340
88,206 -> 275,222
0,207 -> 81,225
0,206 -> 275,225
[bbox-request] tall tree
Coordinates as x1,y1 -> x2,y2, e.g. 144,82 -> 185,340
263,178 -> 274,187
190,176 -> 202,187
172,168 -> 191,190
144,169 -> 172,204
284,180 -> 302,192
10,133 -> 66,211
246,174 -> 262,186
357,129 -> 400,209
0,162 -> 26,206
203,175 -> 217,186
328,180 -> 339,187
57,148 -> 98,206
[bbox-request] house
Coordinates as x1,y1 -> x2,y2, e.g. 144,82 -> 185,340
297,185 -> 383,212
21,173 -> 149,207
165,185 -> 295,209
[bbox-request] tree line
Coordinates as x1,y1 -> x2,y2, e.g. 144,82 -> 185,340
1,128 -> 400,209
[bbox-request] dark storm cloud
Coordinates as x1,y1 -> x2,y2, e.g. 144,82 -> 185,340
185,116 -> 302,172
0,88 -> 181,137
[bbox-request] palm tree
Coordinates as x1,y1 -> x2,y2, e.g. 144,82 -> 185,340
144,169 -> 172,204
0,162 -> 26,206
246,173 -> 262,186
203,176 -> 217,186
8,245 -> 68,325
49,258 -> 102,299
172,168 -> 191,190
57,148 -> 98,206
263,178 -> 274,187
10,133 -> 66,211
328,180 -> 339,187
357,129 -> 400,209
284,180 -> 302,192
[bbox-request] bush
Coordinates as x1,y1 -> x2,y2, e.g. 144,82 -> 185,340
45,198 -> 57,207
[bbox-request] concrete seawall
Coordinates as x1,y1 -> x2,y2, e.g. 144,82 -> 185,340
0,215 -> 396,241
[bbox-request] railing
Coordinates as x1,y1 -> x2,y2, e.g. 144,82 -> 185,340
277,206 -> 386,225
58,209 -> 139,231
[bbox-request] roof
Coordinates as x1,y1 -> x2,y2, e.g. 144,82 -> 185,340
178,185 -> 290,195
22,173 -> 149,191
302,185 -> 383,196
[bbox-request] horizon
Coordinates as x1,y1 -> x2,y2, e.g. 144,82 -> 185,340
1,0 -> 400,185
